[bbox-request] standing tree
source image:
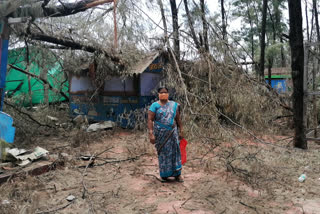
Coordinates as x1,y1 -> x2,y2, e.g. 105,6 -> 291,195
158,0 -> 168,44
220,0 -> 227,41
288,0 -> 307,149
200,0 -> 209,52
313,0 -> 320,41
259,0 -> 268,80
170,0 -> 180,60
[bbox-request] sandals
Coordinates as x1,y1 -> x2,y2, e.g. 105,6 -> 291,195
160,177 -> 168,182
160,176 -> 184,183
175,175 -> 184,183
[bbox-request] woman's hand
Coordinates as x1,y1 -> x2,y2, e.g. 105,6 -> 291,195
149,133 -> 156,144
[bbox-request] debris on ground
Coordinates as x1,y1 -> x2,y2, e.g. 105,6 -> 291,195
46,115 -> 59,122
86,121 -> 115,132
6,146 -> 49,167
66,195 -> 76,202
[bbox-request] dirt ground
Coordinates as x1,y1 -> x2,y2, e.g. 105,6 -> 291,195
1,127 -> 320,214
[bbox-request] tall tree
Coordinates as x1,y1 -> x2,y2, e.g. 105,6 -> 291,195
170,0 -> 180,60
183,0 -> 201,50
157,0 -> 168,44
313,0 -> 320,41
288,0 -> 307,149
259,0 -> 268,80
220,0 -> 227,41
200,0 -> 209,52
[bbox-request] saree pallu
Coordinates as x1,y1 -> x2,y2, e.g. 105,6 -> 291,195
152,101 -> 182,178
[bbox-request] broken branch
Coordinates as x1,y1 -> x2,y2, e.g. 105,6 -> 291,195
4,100 -> 52,128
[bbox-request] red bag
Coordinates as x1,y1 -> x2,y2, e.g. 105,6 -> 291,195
180,138 -> 188,165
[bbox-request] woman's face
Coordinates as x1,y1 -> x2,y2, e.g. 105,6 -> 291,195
158,88 -> 169,101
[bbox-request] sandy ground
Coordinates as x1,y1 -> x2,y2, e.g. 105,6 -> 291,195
1,129 -> 320,214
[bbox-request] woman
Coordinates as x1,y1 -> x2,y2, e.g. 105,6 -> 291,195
148,87 -> 184,182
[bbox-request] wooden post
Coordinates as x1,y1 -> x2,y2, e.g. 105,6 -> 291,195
113,0 -> 118,51
0,18 -> 9,111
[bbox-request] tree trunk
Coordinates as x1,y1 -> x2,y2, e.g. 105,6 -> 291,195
306,0 -> 310,41
24,32 -> 122,64
221,0 -> 227,41
245,1 -> 256,74
259,0 -> 268,81
268,60 -> 272,88
183,0 -> 200,50
157,0 -> 168,44
170,0 -> 180,60
200,0 -> 209,52
288,0 -> 307,149
40,68 -> 49,107
25,40 -> 33,107
313,0 -> 320,41
280,37 -> 286,67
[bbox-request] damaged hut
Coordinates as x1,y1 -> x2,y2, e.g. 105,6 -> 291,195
69,52 -> 165,127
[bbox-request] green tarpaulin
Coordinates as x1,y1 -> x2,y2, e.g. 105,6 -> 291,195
5,48 -> 68,106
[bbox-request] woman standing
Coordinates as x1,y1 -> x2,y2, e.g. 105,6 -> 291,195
148,87 -> 184,182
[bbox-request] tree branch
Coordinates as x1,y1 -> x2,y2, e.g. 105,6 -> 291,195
22,32 -> 122,64
4,100 -> 52,128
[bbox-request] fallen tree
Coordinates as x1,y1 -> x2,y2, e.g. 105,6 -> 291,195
2,0 -> 114,18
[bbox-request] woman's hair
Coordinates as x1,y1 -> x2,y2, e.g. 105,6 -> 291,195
157,87 -> 169,93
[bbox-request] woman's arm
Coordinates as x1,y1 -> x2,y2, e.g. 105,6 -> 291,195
175,106 -> 184,139
148,110 -> 156,144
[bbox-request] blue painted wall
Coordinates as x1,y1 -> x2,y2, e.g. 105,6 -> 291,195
265,79 -> 288,93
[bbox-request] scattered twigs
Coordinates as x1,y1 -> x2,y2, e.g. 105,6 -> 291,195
192,110 -> 290,149
239,201 -> 258,213
173,205 -> 178,214
82,153 -> 95,199
4,100 -> 53,128
79,153 -> 145,168
181,196 -> 192,206
35,201 -> 74,214
95,146 -> 114,157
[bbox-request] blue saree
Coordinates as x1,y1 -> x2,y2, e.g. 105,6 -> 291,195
149,101 -> 182,178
